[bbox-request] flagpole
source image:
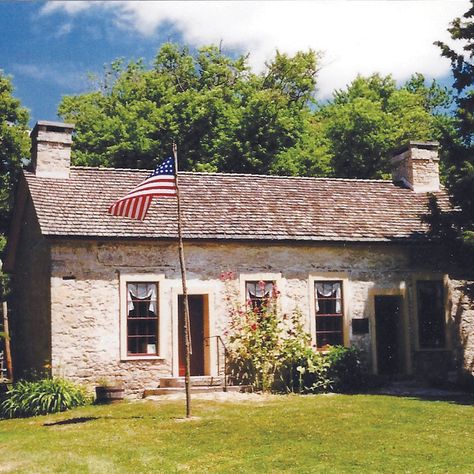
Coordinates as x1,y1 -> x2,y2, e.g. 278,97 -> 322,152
173,142 -> 192,419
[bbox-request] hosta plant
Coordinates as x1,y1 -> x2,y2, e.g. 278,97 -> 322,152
0,378 -> 90,418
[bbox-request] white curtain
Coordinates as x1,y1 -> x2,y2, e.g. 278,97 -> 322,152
128,283 -> 156,313
315,282 -> 341,313
247,282 -> 273,299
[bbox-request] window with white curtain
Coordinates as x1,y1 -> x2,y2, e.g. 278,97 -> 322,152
315,281 -> 343,349
126,282 -> 158,355
245,280 -> 275,311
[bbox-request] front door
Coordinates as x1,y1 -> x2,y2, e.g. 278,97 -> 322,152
374,295 -> 403,376
178,295 -> 206,376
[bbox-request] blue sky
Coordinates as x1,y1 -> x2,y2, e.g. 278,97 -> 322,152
0,1 -> 470,126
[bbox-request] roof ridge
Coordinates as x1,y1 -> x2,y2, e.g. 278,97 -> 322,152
70,166 -> 390,183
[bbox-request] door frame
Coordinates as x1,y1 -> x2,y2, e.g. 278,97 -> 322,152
368,285 -> 410,375
171,284 -> 215,377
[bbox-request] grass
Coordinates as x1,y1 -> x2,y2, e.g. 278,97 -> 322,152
0,393 -> 473,473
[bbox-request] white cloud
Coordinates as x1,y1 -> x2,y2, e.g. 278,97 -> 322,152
41,0 -> 471,98
40,1 -> 94,15
54,22 -> 73,38
12,63 -> 90,91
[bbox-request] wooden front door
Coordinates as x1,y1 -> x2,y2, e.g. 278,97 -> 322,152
374,295 -> 403,376
178,295 -> 205,376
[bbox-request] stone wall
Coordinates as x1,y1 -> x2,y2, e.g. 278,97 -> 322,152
391,142 -> 440,192
9,197 -> 51,379
30,122 -> 73,179
48,238 -> 453,395
449,279 -> 474,385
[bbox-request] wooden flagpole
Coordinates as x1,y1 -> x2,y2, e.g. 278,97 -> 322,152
173,143 -> 193,418
2,300 -> 13,380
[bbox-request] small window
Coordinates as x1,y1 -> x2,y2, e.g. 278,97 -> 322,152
417,280 -> 445,349
315,281 -> 344,349
246,280 -> 275,311
127,282 -> 158,356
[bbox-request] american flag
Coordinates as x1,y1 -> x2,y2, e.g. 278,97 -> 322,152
108,156 -> 177,220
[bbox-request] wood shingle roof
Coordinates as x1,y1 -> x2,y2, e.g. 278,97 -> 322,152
23,167 -> 452,242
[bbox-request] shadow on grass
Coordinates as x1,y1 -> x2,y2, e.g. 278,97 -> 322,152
367,387 -> 474,406
44,416 -> 98,426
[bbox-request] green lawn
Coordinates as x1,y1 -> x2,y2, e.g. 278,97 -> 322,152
0,393 -> 473,473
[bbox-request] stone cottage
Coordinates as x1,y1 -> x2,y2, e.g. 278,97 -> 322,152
4,120 -> 474,395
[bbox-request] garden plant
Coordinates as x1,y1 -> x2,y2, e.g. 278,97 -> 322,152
222,274 -> 365,393
0,377 -> 90,418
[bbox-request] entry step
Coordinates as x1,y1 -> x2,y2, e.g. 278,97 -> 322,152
143,385 -> 249,397
159,376 -> 225,388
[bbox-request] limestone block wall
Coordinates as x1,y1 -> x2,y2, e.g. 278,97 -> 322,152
449,279 -> 474,384
9,198 -> 51,379
49,238 -> 449,394
30,122 -> 73,179
391,143 -> 440,192
411,152 -> 440,193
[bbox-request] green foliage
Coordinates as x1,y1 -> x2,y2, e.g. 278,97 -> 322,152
325,345 -> 364,392
59,43 -> 322,176
436,2 -> 474,242
294,346 -> 364,393
0,71 -> 30,232
0,378 -> 90,418
0,72 -> 29,301
223,274 -> 364,393
58,44 -> 455,185
223,275 -> 309,392
318,73 -> 454,178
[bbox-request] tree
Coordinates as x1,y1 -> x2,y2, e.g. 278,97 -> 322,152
59,44 -> 322,176
436,1 -> 474,241
0,72 -> 30,236
317,73 -> 454,179
0,72 -> 30,301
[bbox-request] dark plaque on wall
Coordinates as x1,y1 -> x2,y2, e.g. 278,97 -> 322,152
352,318 -> 369,335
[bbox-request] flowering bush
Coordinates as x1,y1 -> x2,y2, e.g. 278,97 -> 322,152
222,273 -> 366,393
223,276 -> 310,392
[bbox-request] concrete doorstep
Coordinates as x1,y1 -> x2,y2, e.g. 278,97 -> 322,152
143,376 -> 251,397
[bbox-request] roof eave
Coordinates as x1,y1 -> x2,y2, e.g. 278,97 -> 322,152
42,233 -> 439,245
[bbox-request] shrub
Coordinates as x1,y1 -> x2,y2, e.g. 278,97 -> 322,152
296,346 -> 365,393
224,277 -> 310,392
0,378 -> 90,418
222,274 -> 366,394
326,345 -> 364,392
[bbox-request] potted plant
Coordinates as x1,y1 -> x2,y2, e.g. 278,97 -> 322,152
94,378 -> 124,404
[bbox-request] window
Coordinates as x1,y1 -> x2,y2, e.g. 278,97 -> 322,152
315,281 -> 344,349
126,282 -> 159,356
246,280 -> 275,311
417,280 -> 445,349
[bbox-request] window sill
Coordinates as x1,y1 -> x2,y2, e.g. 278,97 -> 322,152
120,355 -> 165,362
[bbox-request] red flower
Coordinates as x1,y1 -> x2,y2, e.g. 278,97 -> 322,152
220,271 -> 235,281
250,323 -> 258,331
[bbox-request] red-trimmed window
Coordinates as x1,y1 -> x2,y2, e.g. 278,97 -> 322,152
315,281 -> 344,349
127,282 -> 158,356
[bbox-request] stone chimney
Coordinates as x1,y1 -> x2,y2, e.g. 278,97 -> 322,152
391,141 -> 440,192
30,120 -> 75,178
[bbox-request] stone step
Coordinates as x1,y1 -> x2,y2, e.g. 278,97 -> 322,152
143,385 -> 249,397
159,376 -> 225,388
